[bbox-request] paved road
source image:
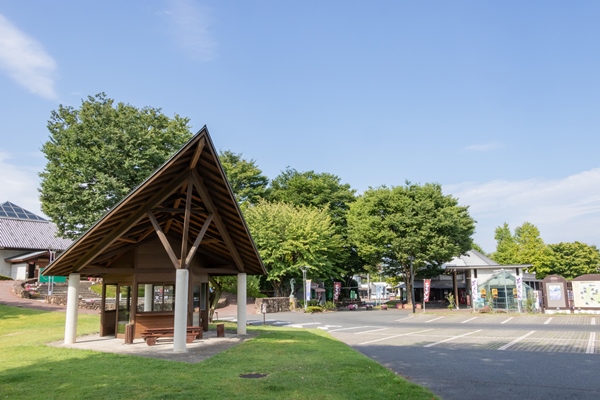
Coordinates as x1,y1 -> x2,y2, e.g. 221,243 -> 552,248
233,309 -> 600,399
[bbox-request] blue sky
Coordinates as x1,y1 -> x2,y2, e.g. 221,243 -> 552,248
1,1 -> 600,253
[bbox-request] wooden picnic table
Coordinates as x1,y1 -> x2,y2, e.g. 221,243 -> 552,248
140,326 -> 203,346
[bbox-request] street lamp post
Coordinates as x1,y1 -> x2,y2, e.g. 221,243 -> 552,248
410,257 -> 416,314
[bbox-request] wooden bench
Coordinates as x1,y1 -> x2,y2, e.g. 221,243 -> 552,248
141,326 -> 203,346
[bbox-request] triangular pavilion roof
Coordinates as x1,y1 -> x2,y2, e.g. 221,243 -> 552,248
43,126 -> 266,277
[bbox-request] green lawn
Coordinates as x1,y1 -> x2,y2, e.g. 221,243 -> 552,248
0,304 -> 438,399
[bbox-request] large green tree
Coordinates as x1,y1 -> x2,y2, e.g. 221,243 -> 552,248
268,168 -> 363,283
347,183 -> 475,304
243,200 -> 344,297
39,93 -> 192,238
219,150 -> 268,207
547,242 -> 600,279
491,222 -> 553,277
269,168 -> 356,230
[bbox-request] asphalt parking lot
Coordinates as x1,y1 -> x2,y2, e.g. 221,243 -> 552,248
228,310 -> 600,399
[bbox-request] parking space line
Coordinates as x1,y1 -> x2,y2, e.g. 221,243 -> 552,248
544,317 -> 553,325
586,332 -> 596,354
592,318 -> 596,325
462,317 -> 477,324
425,316 -> 444,323
501,317 -> 513,324
498,331 -> 536,350
357,328 -> 389,334
423,330 -> 482,348
359,329 -> 434,345
329,326 -> 372,332
396,316 -> 415,322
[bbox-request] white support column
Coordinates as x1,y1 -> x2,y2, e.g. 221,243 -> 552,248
174,268 -> 189,353
144,284 -> 153,312
64,273 -> 80,344
237,273 -> 247,335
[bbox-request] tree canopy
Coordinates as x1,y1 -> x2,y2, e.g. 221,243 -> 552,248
491,222 -> 553,277
243,200 -> 344,297
268,168 -> 365,284
219,150 -> 268,206
546,241 -> 600,279
39,93 -> 192,238
347,182 -> 475,303
269,168 -> 356,229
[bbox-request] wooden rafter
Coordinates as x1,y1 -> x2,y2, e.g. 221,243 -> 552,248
184,213 -> 213,268
189,137 -> 205,170
74,172 -> 189,272
191,170 -> 244,272
180,178 -> 193,268
147,211 -> 180,269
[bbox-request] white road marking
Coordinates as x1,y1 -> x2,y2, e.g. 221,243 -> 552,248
359,329 -> 434,345
501,317 -> 514,324
272,321 -> 290,325
289,322 -> 322,328
317,325 -> 342,330
461,317 -> 477,324
592,318 -> 596,325
498,331 -> 536,351
425,316 -> 444,323
328,326 -> 372,332
423,330 -> 482,348
586,332 -> 596,354
544,317 -> 553,325
396,315 -> 415,322
357,327 -> 389,334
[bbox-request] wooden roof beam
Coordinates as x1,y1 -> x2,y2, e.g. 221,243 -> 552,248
147,211 -> 180,269
189,137 -> 206,170
184,213 -> 213,269
73,171 -> 189,272
191,170 -> 245,272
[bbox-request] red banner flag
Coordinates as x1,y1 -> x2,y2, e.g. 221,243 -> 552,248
424,279 -> 431,302
333,282 -> 342,302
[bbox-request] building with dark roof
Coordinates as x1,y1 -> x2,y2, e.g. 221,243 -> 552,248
0,201 -> 72,280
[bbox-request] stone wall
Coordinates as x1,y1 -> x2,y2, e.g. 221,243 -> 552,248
255,297 -> 291,313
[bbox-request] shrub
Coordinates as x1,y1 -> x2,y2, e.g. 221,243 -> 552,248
306,306 -> 323,313
323,301 -> 336,310
0,275 -> 12,281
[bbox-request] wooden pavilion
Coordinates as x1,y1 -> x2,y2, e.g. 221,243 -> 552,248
42,127 -> 266,352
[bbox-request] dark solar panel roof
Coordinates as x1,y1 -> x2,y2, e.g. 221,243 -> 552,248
0,201 -> 47,221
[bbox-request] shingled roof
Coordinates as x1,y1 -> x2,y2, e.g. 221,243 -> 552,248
0,202 -> 72,251
43,126 -> 266,277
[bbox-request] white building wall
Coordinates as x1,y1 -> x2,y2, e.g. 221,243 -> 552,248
0,249 -> 24,278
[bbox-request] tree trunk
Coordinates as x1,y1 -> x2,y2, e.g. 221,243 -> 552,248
208,276 -> 223,322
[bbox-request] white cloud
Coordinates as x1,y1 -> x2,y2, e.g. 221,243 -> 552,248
447,168 -> 600,253
464,142 -> 503,152
163,0 -> 216,62
0,13 -> 57,100
0,152 -> 45,217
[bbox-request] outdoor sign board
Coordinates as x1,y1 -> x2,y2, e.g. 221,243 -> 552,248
572,281 -> 600,308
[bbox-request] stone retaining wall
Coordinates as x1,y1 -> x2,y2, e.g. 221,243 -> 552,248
255,297 -> 291,313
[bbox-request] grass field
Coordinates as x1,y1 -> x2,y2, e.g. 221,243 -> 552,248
0,304 -> 438,399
